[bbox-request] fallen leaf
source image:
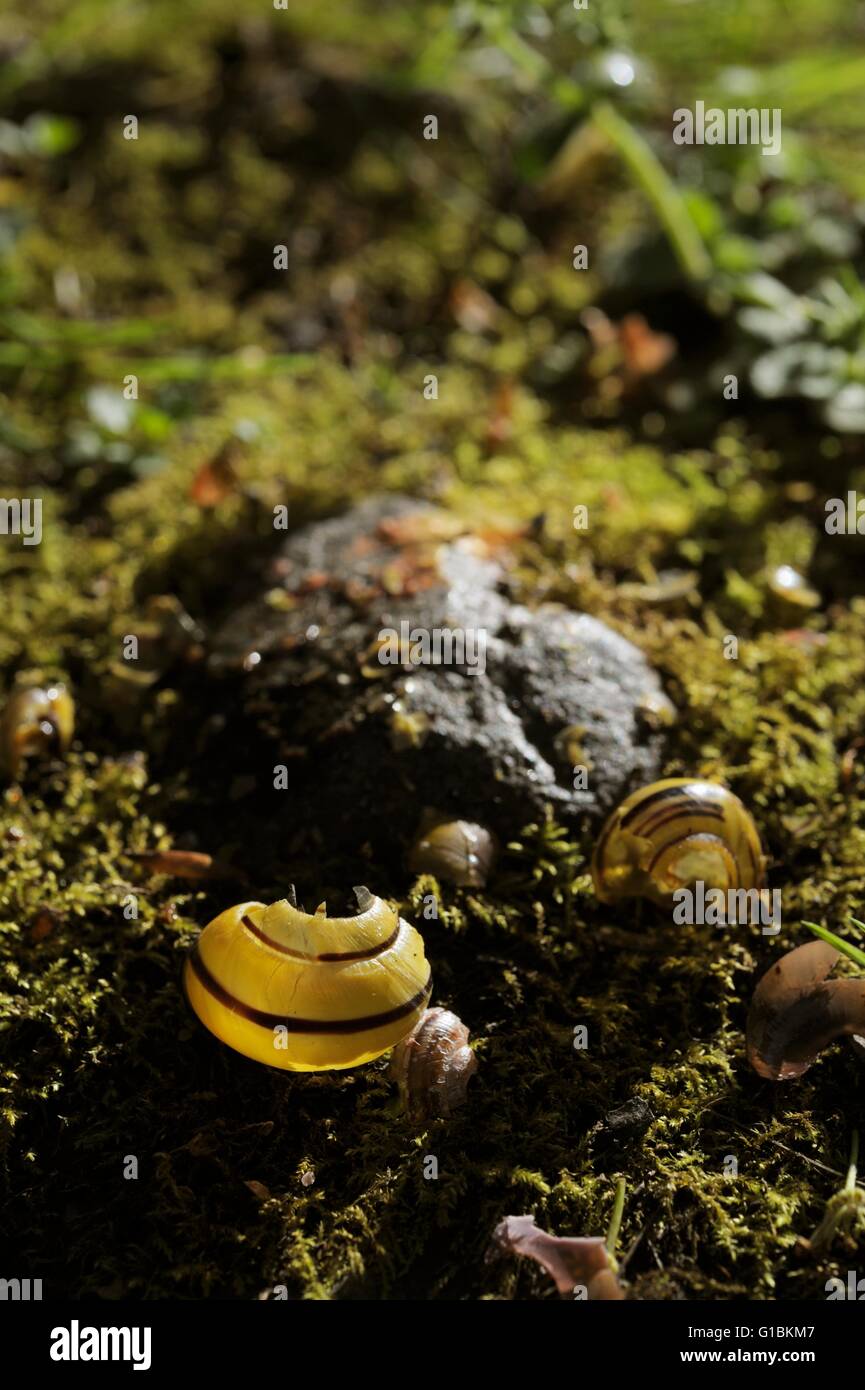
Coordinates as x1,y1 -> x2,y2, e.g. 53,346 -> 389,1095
190,440 -> 240,508
127,850 -> 247,882
619,314 -> 676,378
449,278 -> 499,334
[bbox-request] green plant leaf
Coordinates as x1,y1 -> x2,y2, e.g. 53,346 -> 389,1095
803,922 -> 865,969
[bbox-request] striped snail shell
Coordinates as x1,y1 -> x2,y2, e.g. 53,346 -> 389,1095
184,887 -> 432,1072
389,1007 -> 477,1118
592,777 -> 765,907
1,682 -> 74,780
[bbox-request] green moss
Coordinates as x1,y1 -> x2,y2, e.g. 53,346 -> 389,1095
7,363 -> 865,1301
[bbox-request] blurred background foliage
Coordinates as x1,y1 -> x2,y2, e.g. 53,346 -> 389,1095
3,0 -> 865,483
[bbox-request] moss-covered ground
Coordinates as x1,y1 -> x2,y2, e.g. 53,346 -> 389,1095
2,0 -> 865,1299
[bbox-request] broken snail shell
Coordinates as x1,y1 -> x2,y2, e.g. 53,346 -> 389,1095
389,1007 -> 477,1118
747,939 -> 865,1081
0,682 -> 74,779
592,777 -> 765,907
184,887 -> 431,1072
490,1215 -> 624,1300
408,819 -> 498,888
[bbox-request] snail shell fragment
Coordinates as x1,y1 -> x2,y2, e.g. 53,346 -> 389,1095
592,777 -> 765,908
184,887 -> 431,1072
490,1215 -> 624,1300
389,1007 -> 477,1118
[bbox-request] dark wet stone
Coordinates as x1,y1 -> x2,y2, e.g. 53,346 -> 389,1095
594,1097 -> 655,1148
207,495 -> 671,850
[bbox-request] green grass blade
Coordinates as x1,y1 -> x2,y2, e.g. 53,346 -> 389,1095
591,101 -> 712,285
803,921 -> 865,969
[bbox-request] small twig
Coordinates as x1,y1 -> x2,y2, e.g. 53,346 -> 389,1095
620,1226 -> 646,1270
845,1129 -> 860,1193
647,1238 -> 664,1272
619,1189 -> 651,1272
768,1139 -> 848,1182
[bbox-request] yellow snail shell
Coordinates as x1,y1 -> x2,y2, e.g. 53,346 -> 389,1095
389,1007 -> 477,1118
592,777 -> 765,907
1,682 -> 74,780
184,887 -> 431,1072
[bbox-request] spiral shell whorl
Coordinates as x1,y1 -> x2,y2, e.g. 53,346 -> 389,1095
247,888 -> 400,959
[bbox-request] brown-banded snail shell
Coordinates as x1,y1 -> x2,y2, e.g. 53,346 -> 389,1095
592,777 -> 765,908
184,886 -> 431,1072
408,819 -> 498,888
389,1007 -> 477,1118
